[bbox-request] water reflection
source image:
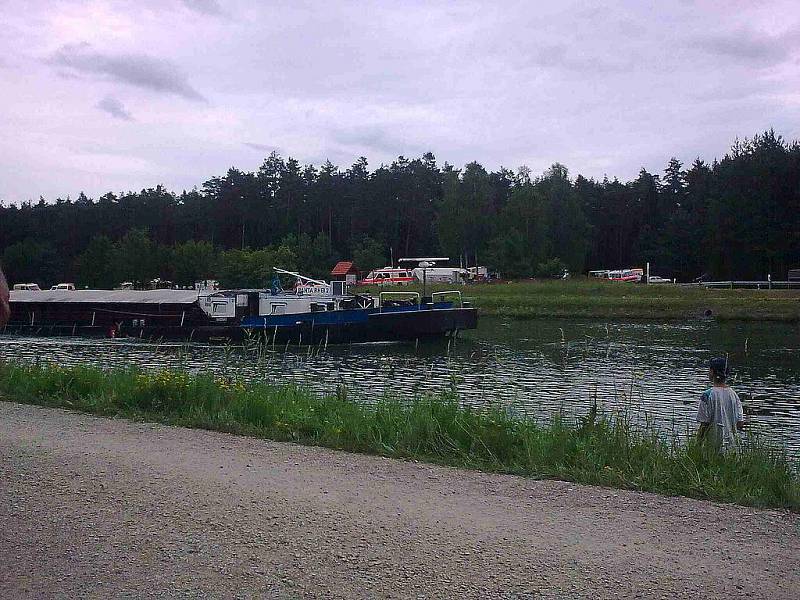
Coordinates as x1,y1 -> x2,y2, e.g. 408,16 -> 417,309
2,317 -> 798,453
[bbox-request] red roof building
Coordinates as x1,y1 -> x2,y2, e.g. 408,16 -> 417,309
330,261 -> 359,283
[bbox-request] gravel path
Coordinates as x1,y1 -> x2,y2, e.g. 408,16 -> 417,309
1,402 -> 798,599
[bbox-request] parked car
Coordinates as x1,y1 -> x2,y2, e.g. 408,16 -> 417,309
50,283 -> 76,291
647,276 -> 672,284
12,283 -> 41,291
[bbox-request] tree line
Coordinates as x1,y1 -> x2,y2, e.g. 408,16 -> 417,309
1,130 -> 798,289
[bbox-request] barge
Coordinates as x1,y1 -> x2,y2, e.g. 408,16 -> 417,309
5,271 -> 477,344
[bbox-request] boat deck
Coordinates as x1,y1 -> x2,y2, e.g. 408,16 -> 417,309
9,289 -> 201,304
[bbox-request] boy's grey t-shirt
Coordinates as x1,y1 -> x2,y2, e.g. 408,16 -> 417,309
696,386 -> 743,451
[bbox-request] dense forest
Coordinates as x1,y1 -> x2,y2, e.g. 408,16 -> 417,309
1,130 -> 798,288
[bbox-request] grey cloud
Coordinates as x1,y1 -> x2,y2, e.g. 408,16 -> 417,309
531,44 -> 631,73
688,80 -> 766,103
244,142 -> 280,153
50,43 -> 205,101
181,0 -> 223,16
333,127 -> 424,157
97,96 -> 134,121
694,28 -> 798,66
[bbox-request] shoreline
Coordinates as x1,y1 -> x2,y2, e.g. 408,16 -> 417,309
476,311 -> 800,322
358,280 -> 800,322
1,361 -> 797,511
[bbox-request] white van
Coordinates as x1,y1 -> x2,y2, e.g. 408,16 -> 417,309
50,283 -> 76,291
13,283 -> 41,291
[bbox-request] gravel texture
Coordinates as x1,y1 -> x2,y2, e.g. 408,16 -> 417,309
1,402 -> 798,599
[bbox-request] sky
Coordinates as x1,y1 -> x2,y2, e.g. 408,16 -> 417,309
2,0 -> 799,203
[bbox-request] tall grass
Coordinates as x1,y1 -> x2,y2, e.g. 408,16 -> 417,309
1,360 -> 797,511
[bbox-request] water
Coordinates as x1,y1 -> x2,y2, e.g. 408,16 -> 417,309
2,317 -> 799,454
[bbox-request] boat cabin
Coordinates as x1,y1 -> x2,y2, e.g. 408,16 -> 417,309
196,268 -> 373,323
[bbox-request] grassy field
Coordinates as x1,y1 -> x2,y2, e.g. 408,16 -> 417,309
358,279 -> 800,321
1,360 -> 797,511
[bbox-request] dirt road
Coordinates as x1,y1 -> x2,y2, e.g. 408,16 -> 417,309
1,402 -> 798,599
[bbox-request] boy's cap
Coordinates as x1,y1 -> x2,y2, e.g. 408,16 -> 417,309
709,357 -> 729,374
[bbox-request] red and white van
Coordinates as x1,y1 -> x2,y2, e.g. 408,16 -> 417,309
358,268 -> 416,286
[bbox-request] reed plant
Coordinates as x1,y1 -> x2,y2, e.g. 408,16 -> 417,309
1,360 -> 797,511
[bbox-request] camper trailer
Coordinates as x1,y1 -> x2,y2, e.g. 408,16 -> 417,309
411,267 -> 465,284
397,258 -> 467,285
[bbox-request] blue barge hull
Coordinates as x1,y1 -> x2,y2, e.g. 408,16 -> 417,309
240,305 -> 478,344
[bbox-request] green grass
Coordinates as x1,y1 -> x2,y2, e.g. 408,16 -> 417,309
1,360 -> 797,511
358,279 -> 800,321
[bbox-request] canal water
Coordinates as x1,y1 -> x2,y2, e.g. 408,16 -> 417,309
1,317 -> 798,454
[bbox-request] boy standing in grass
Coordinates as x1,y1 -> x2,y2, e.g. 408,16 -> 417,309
697,357 -> 745,452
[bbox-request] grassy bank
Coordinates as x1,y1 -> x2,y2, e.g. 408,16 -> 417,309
1,361 -> 797,510
358,279 -> 800,321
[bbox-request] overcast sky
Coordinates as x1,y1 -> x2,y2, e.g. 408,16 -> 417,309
2,0 -> 799,203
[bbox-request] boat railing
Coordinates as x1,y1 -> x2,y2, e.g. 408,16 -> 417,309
378,291 -> 420,312
431,290 -> 463,308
